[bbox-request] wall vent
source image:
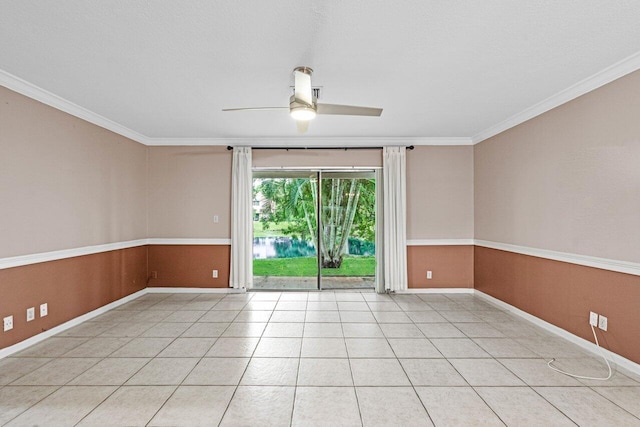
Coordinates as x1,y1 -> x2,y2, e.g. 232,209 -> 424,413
290,87 -> 322,99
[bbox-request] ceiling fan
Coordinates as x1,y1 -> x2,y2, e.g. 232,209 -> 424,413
222,67 -> 383,133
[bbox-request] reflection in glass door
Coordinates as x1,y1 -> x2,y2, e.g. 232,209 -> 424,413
252,172 -> 319,290
252,170 -> 376,291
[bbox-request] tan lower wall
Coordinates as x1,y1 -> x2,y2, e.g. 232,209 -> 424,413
5,242 -> 637,368
407,245 -> 474,288
0,246 -> 147,349
475,246 -> 640,365
147,245 -> 230,288
148,245 -> 475,289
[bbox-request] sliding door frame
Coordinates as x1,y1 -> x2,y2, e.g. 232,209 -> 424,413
252,167 -> 379,291
316,170 -> 323,290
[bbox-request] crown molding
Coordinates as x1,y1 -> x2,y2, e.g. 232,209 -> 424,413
471,50 -> 640,144
0,69 -> 150,145
145,137 -> 473,147
5,45 -> 640,149
0,69 -> 472,147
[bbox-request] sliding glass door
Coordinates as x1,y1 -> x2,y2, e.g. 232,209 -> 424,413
252,170 -> 376,290
252,171 -> 319,290
320,171 -> 376,289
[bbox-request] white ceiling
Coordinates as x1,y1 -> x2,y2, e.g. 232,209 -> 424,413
2,1 -> 640,144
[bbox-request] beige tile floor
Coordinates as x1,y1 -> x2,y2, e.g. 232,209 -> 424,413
1,291 -> 640,426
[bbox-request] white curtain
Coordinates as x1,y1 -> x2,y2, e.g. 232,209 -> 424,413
382,146 -> 408,292
375,168 -> 385,293
230,147 -> 253,289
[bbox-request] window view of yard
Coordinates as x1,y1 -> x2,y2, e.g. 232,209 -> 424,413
253,174 -> 376,288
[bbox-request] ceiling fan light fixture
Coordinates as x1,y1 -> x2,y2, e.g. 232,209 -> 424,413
290,106 -> 316,121
222,66 -> 383,133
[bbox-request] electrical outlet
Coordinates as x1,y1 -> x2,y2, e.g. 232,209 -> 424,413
589,311 -> 598,326
598,315 -> 608,331
426,271 -> 432,279
26,307 -> 35,322
40,303 -> 48,317
212,270 -> 219,278
151,271 -> 158,279
213,215 -> 219,223
3,315 -> 13,332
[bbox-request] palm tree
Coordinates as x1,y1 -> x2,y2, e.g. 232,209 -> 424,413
319,178 -> 361,268
255,177 -> 374,268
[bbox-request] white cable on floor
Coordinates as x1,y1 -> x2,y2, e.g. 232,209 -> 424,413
547,323 -> 612,381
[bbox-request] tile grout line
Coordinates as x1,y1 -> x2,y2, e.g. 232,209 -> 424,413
4,290 -> 640,426
86,293 -> 236,426
8,333 -> 134,427
462,294 -> 592,425
0,383 -> 61,426
587,386 -> 640,422
215,292 -> 260,427
382,293 -> 452,426
341,304 -> 365,427
437,293 -> 513,426
289,293 -> 309,427
73,292 -> 209,426
442,293 -> 584,426
141,294 -> 226,426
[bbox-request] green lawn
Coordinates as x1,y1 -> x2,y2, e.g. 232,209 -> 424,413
253,221 -> 295,238
254,256 -> 375,277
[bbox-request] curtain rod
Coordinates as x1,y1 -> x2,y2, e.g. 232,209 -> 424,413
226,145 -> 414,151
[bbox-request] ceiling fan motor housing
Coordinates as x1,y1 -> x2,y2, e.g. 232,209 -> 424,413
293,66 -> 313,76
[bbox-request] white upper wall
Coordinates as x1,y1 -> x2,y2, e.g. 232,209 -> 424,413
147,146 -> 473,240
0,86 -> 148,258
475,70 -> 640,263
407,146 -> 474,240
147,146 -> 232,239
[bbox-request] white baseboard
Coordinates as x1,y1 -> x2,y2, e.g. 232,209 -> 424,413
474,290 -> 640,378
0,286 -> 245,359
146,287 -> 243,294
395,288 -> 474,294
0,289 -> 147,359
4,285 -> 639,379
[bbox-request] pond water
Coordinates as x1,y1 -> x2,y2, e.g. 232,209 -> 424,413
253,237 -> 316,259
253,237 -> 374,259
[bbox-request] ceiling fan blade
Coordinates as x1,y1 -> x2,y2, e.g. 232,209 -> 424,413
222,107 -> 288,112
316,103 -> 382,116
296,120 -> 309,134
294,70 -> 313,106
